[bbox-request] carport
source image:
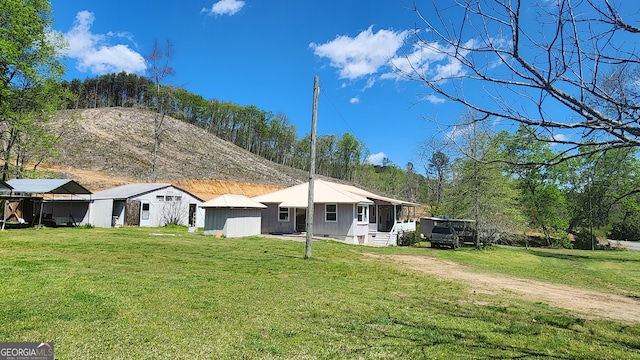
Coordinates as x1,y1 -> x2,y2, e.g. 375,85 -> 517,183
5,179 -> 92,227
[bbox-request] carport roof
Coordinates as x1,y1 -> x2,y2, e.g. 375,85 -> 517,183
0,180 -> 12,192
6,179 -> 91,195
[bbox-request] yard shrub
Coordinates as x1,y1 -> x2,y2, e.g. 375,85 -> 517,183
397,230 -> 421,246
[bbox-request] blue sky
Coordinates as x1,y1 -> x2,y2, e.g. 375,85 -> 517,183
49,0 -> 458,171
49,1 -> 639,173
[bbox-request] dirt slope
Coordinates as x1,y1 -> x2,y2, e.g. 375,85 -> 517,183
46,108 -> 307,196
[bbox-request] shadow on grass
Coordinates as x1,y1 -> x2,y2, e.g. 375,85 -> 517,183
340,315 -> 579,359
331,299 -> 640,359
528,249 -> 640,262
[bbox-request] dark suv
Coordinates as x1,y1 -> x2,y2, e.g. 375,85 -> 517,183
430,226 -> 460,249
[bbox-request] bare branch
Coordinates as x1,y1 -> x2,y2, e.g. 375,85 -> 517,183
402,0 -> 640,163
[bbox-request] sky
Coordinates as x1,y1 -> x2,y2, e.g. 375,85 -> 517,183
48,0 -> 640,174
49,0 -> 457,171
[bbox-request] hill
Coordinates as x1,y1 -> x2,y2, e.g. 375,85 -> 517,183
45,107 -> 308,199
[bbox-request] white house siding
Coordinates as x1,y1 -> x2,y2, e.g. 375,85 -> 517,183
90,187 -> 203,228
203,208 -> 261,237
90,199 -> 114,228
131,189 -> 201,227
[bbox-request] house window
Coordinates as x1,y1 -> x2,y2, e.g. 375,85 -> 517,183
357,205 -> 367,223
278,207 -> 289,222
369,205 -> 376,224
325,204 -> 337,222
156,195 -> 164,202
141,203 -> 150,220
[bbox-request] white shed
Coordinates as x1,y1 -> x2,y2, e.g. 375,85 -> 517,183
201,194 -> 266,237
89,183 -> 204,228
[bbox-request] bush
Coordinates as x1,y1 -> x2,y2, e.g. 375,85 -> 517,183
397,230 -> 421,246
573,232 -> 596,250
551,235 -> 573,249
609,220 -> 640,241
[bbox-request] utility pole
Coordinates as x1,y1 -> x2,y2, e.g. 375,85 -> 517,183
305,76 -> 319,259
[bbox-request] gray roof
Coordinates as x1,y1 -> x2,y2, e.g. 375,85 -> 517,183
201,194 -> 267,209
91,183 -> 203,201
0,180 -> 12,192
6,179 -> 91,194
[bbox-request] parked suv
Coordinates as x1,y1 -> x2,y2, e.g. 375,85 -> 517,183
430,226 -> 460,249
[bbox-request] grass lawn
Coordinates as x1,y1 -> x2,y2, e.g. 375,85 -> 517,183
0,227 -> 638,359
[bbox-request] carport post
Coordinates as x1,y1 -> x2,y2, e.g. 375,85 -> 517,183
38,195 -> 44,226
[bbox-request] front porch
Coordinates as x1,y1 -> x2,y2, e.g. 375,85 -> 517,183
366,203 -> 417,246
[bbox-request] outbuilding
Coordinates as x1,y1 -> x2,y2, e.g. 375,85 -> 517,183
201,194 -> 266,237
89,183 -> 204,228
4,179 -> 92,227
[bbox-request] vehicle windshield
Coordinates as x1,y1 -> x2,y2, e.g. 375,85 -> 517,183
432,226 -> 452,234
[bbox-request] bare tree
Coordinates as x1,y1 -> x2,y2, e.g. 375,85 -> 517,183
146,39 -> 175,182
160,197 -> 188,226
398,0 -> 640,164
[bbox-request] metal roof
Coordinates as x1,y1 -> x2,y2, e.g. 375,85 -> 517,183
91,183 -> 203,202
252,179 -> 419,208
200,194 -> 267,209
0,180 -> 12,192
6,179 -> 91,195
252,179 -> 374,208
328,182 -> 420,206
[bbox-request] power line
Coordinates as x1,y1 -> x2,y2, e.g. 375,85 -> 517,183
319,87 -> 366,145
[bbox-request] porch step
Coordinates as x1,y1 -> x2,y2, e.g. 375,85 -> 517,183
369,232 -> 395,246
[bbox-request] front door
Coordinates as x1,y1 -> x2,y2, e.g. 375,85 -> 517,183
295,208 -> 306,232
378,205 -> 394,232
139,202 -> 150,226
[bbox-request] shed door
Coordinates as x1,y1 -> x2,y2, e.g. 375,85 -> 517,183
139,202 -> 150,226
124,200 -> 141,226
189,204 -> 197,226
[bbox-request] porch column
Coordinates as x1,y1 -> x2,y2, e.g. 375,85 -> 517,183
393,205 -> 397,224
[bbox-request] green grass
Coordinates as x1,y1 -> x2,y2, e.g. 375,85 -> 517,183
0,227 -> 638,359
421,245 -> 640,297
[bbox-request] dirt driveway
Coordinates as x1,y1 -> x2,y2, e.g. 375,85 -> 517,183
368,254 -> 640,323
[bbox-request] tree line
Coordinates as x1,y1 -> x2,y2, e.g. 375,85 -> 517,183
59,72 -> 429,201
420,121 -> 640,247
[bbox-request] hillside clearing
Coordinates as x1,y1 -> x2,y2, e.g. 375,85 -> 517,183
50,108 -> 308,189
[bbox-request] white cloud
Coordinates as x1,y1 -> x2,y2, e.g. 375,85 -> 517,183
386,39 -> 473,82
61,11 -> 146,75
350,97 -> 360,104
362,77 -> 375,91
202,0 -> 246,16
552,133 -> 570,142
365,152 -> 386,165
445,124 -> 472,141
310,26 -> 408,80
424,94 -> 445,104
